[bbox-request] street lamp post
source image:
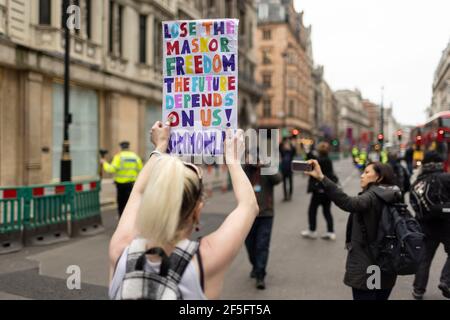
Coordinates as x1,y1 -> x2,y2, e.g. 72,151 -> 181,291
380,86 -> 384,150
61,0 -> 72,182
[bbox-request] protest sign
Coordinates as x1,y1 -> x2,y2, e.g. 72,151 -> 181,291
162,19 -> 239,155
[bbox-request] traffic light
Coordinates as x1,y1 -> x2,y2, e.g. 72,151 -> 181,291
397,130 -> 403,142
437,129 -> 445,142
416,135 -> 422,146
292,129 -> 300,137
332,139 -> 339,147
377,133 -> 384,144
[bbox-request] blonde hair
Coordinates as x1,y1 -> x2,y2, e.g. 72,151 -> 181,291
136,155 -> 202,246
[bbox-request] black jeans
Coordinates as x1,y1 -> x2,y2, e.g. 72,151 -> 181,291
413,225 -> 450,294
245,217 -> 274,280
116,182 -> 134,218
282,173 -> 293,200
352,288 -> 392,300
308,193 -> 334,233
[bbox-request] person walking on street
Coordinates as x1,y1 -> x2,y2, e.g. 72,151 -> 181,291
301,142 -> 338,241
410,151 -> 450,300
404,144 -> 414,175
279,138 -> 296,201
387,152 -> 411,201
101,141 -> 143,218
109,123 -> 259,300
305,160 -> 400,300
244,157 -> 282,290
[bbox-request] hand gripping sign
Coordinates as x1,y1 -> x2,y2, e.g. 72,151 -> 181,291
162,19 -> 239,156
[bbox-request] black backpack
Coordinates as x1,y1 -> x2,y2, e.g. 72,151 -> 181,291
116,239 -> 200,300
359,199 -> 425,276
410,172 -> 450,221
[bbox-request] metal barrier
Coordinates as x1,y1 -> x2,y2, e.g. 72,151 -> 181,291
70,181 -> 104,237
23,183 -> 71,246
0,180 -> 103,254
0,188 -> 25,254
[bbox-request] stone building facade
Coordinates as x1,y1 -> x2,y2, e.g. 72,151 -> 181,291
201,0 -> 263,129
362,99 -> 380,145
312,66 -> 338,142
0,0 -> 262,186
335,89 -> 370,149
430,39 -> 450,117
255,0 -> 313,138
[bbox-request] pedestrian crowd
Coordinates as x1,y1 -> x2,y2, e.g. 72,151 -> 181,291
106,122 -> 450,301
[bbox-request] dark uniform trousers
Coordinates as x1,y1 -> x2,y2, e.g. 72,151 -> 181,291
116,182 -> 134,217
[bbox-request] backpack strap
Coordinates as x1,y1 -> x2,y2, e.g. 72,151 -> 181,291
135,247 -> 171,277
125,238 -> 148,273
166,239 -> 200,285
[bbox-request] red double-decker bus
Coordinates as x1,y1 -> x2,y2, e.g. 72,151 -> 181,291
411,111 -> 450,172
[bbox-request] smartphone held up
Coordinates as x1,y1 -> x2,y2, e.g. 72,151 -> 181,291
291,160 -> 313,172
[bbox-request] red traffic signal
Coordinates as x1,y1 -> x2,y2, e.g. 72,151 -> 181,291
416,135 -> 422,146
377,133 -> 384,142
292,129 -> 300,136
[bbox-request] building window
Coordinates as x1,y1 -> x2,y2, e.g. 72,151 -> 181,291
262,49 -> 271,64
52,84 -> 99,180
139,15 -> 147,64
262,73 -> 272,88
263,29 -> 271,40
258,4 -> 269,20
72,0 -> 80,35
263,99 -> 271,118
39,0 -> 52,25
154,17 -> 163,69
109,1 -> 124,56
289,100 -> 295,116
288,75 -> 297,89
86,0 -> 92,39
288,52 -> 296,64
239,9 -> 245,35
249,63 -> 255,81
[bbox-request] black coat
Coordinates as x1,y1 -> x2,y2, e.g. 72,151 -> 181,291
279,144 -> 296,174
321,177 -> 399,290
244,165 -> 282,217
307,156 -> 337,194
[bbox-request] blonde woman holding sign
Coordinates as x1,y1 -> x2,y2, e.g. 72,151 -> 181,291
108,121 -> 258,300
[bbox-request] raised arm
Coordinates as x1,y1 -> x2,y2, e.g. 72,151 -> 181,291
320,176 -> 373,213
305,159 -> 373,213
200,130 -> 259,288
108,121 -> 170,280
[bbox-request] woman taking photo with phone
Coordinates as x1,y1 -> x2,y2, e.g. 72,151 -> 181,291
305,159 -> 401,300
108,122 -> 258,300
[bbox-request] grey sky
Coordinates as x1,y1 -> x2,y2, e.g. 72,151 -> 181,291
294,0 -> 450,126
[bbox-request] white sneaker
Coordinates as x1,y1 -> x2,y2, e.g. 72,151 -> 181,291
301,230 -> 318,239
321,232 -> 336,241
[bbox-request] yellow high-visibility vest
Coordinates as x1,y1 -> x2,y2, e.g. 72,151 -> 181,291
359,152 -> 367,165
380,151 -> 388,164
103,151 -> 143,184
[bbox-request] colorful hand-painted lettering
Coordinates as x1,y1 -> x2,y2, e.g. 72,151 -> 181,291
162,19 -> 239,155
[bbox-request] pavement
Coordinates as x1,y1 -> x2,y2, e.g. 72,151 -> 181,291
0,158 -> 448,300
